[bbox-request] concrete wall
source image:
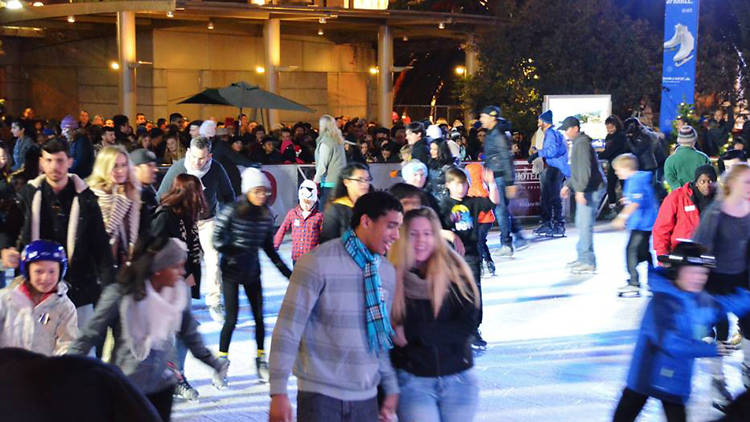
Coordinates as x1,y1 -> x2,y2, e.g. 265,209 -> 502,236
0,26 -> 376,125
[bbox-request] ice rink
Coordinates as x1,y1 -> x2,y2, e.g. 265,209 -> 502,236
174,225 -> 742,421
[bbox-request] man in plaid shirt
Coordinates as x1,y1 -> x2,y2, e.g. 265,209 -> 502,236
273,180 -> 324,264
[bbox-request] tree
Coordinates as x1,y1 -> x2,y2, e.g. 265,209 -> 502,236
460,0 -> 662,135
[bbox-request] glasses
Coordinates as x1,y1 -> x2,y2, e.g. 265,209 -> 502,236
346,177 -> 373,184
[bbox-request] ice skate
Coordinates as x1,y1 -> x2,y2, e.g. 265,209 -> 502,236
486,260 -> 496,277
212,357 -> 230,390
663,23 -> 682,49
743,363 -> 750,389
672,24 -> 694,65
513,236 -> 529,251
174,378 -> 200,401
711,377 -> 733,413
471,330 -> 487,353
533,222 -> 552,235
549,223 -> 566,238
256,356 -> 270,384
570,263 -> 596,275
496,245 -> 513,258
617,283 -> 641,298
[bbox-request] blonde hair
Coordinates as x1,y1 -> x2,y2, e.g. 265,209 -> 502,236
720,162 -> 750,198
87,145 -> 138,198
387,207 -> 479,323
612,153 -> 638,171
318,114 -> 345,145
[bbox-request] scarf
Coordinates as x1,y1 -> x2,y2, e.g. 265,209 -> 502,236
341,229 -> 394,352
120,279 -> 187,361
185,157 -> 212,180
403,269 -> 431,300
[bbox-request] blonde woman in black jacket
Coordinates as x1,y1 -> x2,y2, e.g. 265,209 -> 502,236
388,207 -> 480,422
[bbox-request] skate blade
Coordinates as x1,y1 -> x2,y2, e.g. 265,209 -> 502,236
617,291 -> 641,298
675,54 -> 694,67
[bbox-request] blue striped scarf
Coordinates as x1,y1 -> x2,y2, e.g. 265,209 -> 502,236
341,229 -> 394,352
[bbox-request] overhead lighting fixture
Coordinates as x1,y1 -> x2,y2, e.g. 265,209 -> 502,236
32,1 -> 44,7
454,65 -> 466,76
369,66 -> 378,75
207,21 -> 214,30
317,28 -> 324,36
110,61 -> 120,71
255,66 -> 265,74
6,0 -> 23,10
402,35 -> 408,42
166,10 -> 174,18
67,15 -> 75,23
438,22 -> 445,30
319,17 -> 327,24
251,0 -> 265,5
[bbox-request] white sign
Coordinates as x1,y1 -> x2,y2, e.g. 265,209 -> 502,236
543,95 -> 612,141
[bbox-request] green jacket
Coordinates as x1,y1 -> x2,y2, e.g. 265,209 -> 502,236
663,146 -> 710,190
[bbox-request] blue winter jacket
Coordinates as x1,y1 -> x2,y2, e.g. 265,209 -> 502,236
626,268 -> 750,404
538,128 -> 570,177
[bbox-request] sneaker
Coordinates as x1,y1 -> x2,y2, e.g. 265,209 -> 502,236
208,304 -> 225,323
174,379 -> 200,401
212,357 -> 230,390
256,356 -> 270,383
711,377 -> 733,413
486,260 -> 496,276
571,263 -> 596,274
513,236 -> 529,251
497,245 -> 513,257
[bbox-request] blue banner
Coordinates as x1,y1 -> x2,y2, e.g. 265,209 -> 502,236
658,0 -> 700,135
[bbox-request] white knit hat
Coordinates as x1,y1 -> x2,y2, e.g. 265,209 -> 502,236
199,120 -> 217,138
426,124 -> 442,141
241,167 -> 270,194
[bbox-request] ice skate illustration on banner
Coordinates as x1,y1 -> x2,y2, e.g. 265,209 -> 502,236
664,23 -> 695,67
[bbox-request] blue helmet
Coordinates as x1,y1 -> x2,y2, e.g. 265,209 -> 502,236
20,240 -> 68,281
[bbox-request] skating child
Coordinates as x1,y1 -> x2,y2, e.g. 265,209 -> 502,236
273,179 -> 324,265
214,167 -> 292,383
440,166 -> 499,349
0,240 -> 77,356
612,240 -> 750,422
466,162 -> 497,276
610,153 -> 659,297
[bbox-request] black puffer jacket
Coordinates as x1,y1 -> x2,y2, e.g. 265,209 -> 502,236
213,199 -> 292,283
391,271 -> 479,377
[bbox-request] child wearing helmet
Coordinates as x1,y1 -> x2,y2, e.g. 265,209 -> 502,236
273,179 -> 324,265
612,241 -> 750,421
0,240 -> 77,355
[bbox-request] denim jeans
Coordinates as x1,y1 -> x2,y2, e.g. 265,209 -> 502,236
396,368 -> 479,422
297,391 -> 378,422
574,187 -> 604,266
540,166 -> 565,225
494,177 -> 522,246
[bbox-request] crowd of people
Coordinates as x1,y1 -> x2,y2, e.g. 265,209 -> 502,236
0,101 -> 750,422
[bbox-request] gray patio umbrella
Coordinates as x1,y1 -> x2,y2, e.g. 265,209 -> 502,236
178,81 -> 313,115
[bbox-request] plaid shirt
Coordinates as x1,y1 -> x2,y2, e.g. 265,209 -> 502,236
273,205 -> 324,261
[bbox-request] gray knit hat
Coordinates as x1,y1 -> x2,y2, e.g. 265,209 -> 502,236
151,238 -> 187,273
677,125 -> 697,145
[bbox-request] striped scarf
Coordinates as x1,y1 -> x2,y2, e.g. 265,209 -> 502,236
341,229 -> 394,352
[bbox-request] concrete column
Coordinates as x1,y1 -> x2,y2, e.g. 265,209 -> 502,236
264,19 -> 281,128
377,25 -> 393,127
117,11 -> 137,120
464,34 -> 479,124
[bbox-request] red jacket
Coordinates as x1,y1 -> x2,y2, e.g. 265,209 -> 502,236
652,183 -> 701,256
